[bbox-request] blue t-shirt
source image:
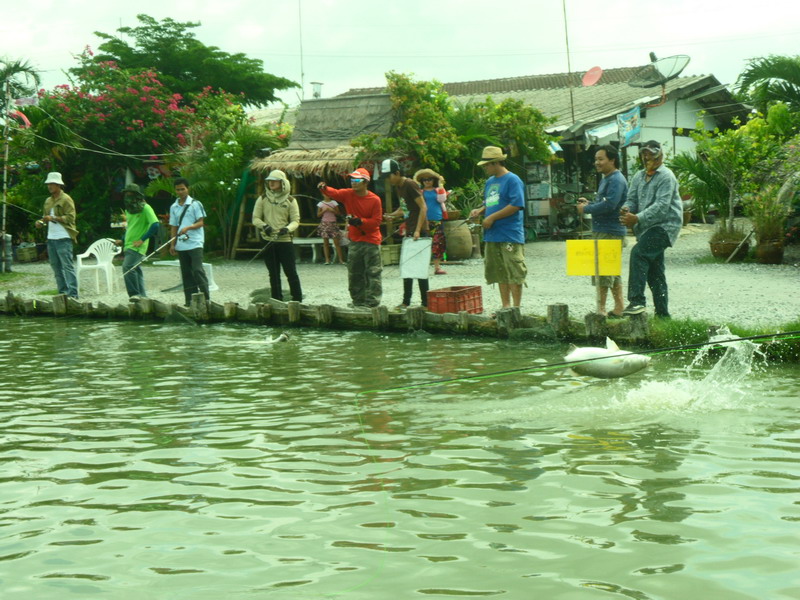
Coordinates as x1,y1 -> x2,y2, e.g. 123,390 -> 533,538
423,189 -> 443,221
483,172 -> 525,244
169,196 -> 206,251
582,170 -> 628,236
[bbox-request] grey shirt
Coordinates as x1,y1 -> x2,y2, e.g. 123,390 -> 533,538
624,164 -> 683,246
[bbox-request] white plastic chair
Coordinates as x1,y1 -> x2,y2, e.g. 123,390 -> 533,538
75,238 -> 120,294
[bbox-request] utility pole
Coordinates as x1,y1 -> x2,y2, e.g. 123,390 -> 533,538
2,79 -> 11,273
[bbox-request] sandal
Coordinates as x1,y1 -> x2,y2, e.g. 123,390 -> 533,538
434,268 -> 447,275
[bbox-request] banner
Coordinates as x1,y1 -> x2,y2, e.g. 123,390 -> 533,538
617,106 -> 641,148
14,97 -> 39,107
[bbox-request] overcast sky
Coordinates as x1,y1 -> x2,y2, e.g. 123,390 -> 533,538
4,0 -> 799,107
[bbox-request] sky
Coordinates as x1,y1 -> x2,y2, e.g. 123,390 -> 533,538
3,0 -> 800,108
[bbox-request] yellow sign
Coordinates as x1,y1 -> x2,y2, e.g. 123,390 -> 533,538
565,239 -> 622,276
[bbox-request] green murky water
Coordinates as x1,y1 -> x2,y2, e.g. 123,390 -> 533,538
1,318 -> 798,599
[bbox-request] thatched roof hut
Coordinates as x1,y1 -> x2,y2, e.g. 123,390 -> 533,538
250,94 -> 393,178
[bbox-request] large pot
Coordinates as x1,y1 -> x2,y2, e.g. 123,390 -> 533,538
709,240 -> 749,262
754,240 -> 784,264
443,219 -> 473,260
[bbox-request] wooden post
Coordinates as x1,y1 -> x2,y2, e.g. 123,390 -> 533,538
287,301 -> 302,324
372,305 -> 389,329
547,303 -> 570,337
406,306 -> 425,330
315,304 -> 334,327
255,302 -> 272,324
584,312 -> 608,340
223,302 -> 239,320
495,307 -> 521,337
52,294 -> 68,317
627,313 -> 649,341
191,293 -> 208,321
152,300 -> 170,319
456,310 -> 470,334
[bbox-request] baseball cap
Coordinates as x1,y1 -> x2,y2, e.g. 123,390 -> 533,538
348,168 -> 371,181
640,140 -> 662,155
379,158 -> 400,178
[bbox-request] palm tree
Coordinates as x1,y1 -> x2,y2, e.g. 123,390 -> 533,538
737,55 -> 800,113
0,57 -> 41,112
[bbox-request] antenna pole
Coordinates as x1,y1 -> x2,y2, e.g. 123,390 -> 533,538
562,0 -> 576,124
298,0 -> 305,100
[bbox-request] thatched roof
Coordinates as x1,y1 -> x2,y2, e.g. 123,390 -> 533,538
250,94 -> 392,177
251,146 -> 362,178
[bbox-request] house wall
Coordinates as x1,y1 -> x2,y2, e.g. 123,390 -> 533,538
638,98 -> 718,158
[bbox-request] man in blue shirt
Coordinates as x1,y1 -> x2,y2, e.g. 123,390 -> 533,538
169,178 -> 210,306
620,140 -> 683,318
578,145 -> 628,318
470,146 -> 527,309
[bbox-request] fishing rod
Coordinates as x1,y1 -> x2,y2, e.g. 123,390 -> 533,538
121,236 -> 177,277
362,329 -> 800,394
0,201 -> 41,218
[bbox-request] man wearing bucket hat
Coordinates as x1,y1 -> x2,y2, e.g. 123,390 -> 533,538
115,183 -> 159,299
35,172 -> 79,298
469,146 -> 527,309
318,168 -> 383,308
619,140 -> 683,318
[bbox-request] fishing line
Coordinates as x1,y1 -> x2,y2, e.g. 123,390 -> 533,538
120,236 -> 178,278
359,330 -> 800,394
0,201 -> 42,218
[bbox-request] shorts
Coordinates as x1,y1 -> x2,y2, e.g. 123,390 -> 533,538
590,232 -> 625,288
484,242 -> 527,285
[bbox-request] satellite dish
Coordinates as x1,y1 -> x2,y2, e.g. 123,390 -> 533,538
628,53 -> 691,88
582,66 -> 603,87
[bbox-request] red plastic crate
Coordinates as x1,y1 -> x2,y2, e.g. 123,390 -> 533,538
427,286 -> 483,314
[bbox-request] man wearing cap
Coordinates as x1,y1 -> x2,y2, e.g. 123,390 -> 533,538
35,172 -> 79,298
380,158 -> 430,309
115,183 -> 159,299
620,140 -> 683,318
469,146 -> 527,309
318,168 -> 383,308
169,177 -> 210,306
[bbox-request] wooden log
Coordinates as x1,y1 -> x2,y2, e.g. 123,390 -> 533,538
627,313 -> 649,341
287,301 -> 302,324
547,303 -> 570,338
584,312 -> 608,341
95,302 -> 113,318
223,302 -> 239,320
238,304 -> 257,322
137,298 -> 155,318
209,301 -> 225,320
152,300 -> 170,319
371,305 -> 389,328
406,306 -> 425,330
495,307 -> 521,338
52,294 -> 68,317
191,293 -> 209,320
315,304 -> 334,327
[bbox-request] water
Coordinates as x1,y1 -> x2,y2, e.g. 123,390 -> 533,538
1,318 -> 798,599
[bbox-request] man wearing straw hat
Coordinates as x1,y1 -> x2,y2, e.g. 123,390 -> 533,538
115,183 -> 159,299
35,172 -> 79,299
470,146 -> 527,309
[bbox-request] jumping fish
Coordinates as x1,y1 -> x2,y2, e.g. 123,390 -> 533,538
564,337 -> 650,379
265,332 -> 290,344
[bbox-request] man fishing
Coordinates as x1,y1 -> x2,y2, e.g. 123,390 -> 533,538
115,183 -> 160,299
169,177 -> 209,307
35,172 -> 79,299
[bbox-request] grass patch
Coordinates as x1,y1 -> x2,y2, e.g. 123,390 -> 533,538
0,271 -> 31,283
647,317 -> 800,362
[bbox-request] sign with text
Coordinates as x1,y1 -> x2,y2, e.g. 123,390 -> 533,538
565,239 -> 622,276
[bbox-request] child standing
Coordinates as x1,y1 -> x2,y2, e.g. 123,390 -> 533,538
316,198 -> 345,264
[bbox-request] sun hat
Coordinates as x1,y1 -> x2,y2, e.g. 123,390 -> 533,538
44,172 -> 64,186
379,158 -> 400,178
413,168 -> 445,187
122,183 -> 143,196
348,168 -> 371,181
477,146 -> 507,166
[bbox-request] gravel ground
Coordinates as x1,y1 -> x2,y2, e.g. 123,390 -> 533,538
4,223 -> 799,329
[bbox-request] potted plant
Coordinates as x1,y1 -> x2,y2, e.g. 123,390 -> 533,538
743,181 -> 793,264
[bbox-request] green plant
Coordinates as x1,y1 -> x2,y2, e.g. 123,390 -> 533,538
447,179 -> 485,218
743,184 -> 792,243
709,219 -> 749,244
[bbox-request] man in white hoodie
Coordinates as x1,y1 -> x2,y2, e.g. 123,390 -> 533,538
252,170 -> 303,302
